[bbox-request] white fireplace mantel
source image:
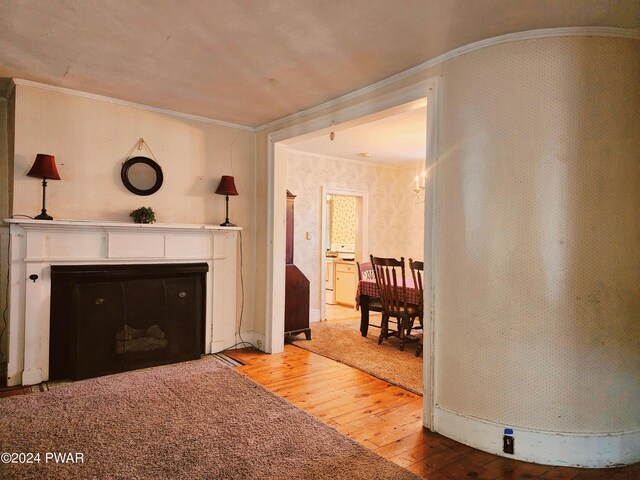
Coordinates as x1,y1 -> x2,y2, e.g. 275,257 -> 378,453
3,218 -> 242,386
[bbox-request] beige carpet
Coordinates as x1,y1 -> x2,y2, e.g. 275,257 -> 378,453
0,357 -> 419,480
292,317 -> 423,395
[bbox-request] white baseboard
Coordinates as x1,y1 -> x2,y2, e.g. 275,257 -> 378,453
21,368 -> 42,386
434,406 -> 640,468
309,308 -> 321,323
210,331 -> 266,354
234,331 -> 266,352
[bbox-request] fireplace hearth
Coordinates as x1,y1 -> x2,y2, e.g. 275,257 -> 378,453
50,263 -> 208,380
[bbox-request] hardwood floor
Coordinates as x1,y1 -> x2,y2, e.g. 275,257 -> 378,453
325,303 -> 361,321
226,346 -> 639,480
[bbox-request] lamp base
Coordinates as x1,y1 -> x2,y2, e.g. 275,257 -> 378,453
219,221 -> 237,227
34,211 -> 53,221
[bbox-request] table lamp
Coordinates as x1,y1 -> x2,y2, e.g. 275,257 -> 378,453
26,153 -> 61,220
215,175 -> 238,227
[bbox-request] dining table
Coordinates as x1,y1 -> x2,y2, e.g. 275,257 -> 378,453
355,278 -> 421,337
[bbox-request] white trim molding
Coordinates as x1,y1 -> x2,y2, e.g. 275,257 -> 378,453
257,27 -> 639,132
287,148 -> 406,169
12,79 -> 255,132
2,79 -> 15,99
309,308 -> 321,324
228,331 -> 266,353
434,406 -> 640,468
422,76 -> 441,431
266,77 -> 440,425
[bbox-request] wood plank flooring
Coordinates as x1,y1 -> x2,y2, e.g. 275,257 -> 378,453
226,346 -> 639,480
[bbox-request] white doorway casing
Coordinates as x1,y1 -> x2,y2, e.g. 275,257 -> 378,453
265,79 -> 439,430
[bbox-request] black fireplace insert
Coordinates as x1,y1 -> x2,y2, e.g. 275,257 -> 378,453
50,263 -> 208,380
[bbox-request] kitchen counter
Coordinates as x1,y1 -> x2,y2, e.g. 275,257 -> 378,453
326,257 -> 356,264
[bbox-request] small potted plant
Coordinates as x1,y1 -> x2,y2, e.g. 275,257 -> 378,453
129,206 -> 156,224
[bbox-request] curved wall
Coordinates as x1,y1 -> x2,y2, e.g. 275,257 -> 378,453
432,36 -> 639,462
256,32 -> 640,466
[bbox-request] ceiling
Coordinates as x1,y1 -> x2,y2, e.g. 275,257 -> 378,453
288,105 -> 427,166
0,1 -> 638,128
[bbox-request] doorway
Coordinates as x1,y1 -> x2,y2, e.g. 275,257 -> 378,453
266,78 -> 440,428
320,189 -> 368,322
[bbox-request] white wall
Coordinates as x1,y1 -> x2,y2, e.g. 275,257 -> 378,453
9,83 -> 257,338
433,36 -> 640,435
286,150 -> 397,316
286,150 -> 424,317
397,164 -> 425,263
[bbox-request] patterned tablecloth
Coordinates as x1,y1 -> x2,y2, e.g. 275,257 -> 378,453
356,278 -> 421,309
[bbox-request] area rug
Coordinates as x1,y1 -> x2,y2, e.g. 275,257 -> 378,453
292,317 -> 423,395
0,357 -> 418,480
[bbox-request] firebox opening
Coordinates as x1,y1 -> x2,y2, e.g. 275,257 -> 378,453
50,263 -> 208,381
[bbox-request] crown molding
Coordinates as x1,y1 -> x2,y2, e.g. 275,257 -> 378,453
288,148 -> 424,169
2,79 -> 15,99
256,27 -> 640,132
287,148 -> 409,169
12,78 -> 256,132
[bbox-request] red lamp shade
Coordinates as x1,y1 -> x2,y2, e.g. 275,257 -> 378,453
215,175 -> 238,196
26,154 -> 61,180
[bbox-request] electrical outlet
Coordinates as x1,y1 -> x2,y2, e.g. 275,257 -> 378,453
503,428 -> 514,454
256,339 -> 263,350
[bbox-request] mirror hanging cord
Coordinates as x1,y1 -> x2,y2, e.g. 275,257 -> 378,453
124,138 -> 161,164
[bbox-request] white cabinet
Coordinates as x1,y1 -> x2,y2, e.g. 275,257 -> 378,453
335,262 -> 357,307
325,260 -> 336,305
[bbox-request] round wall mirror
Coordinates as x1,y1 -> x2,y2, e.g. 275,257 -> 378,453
121,156 -> 163,196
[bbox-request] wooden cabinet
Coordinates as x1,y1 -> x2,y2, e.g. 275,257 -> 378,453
335,262 -> 357,307
284,191 -> 311,339
285,265 -> 310,338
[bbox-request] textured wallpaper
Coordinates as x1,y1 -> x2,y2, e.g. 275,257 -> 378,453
434,36 -> 640,433
287,151 -> 424,315
397,165 -> 425,262
10,84 -> 257,334
255,34 -> 639,442
12,84 -> 255,226
330,195 -> 356,247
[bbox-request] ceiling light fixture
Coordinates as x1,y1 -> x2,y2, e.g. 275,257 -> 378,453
358,153 -> 370,158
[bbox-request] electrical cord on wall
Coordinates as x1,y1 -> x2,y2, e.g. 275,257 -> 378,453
214,230 -> 259,353
0,233 -> 10,363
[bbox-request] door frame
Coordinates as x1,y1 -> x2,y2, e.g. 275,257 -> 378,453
265,77 -> 441,429
320,187 -> 369,320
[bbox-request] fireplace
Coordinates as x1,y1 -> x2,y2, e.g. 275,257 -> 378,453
50,263 -> 208,380
4,219 -> 245,387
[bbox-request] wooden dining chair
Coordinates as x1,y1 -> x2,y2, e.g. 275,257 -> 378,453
409,258 -> 424,357
356,261 -> 385,330
370,255 -> 420,351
